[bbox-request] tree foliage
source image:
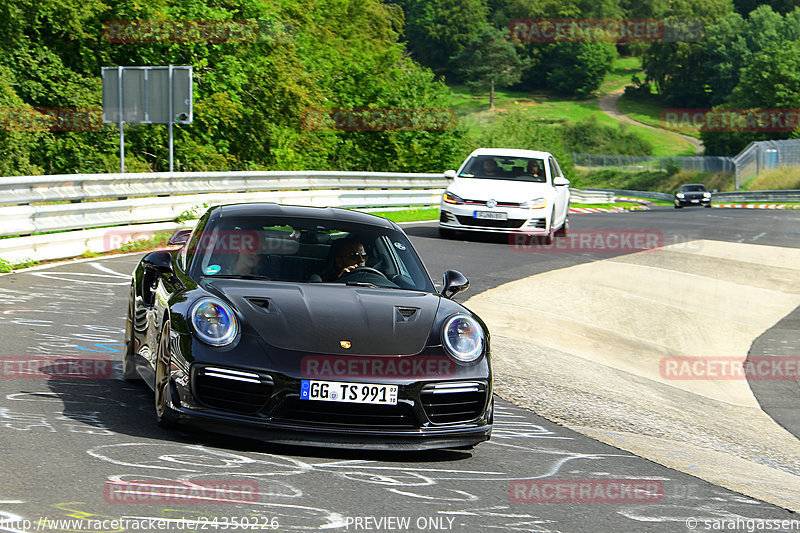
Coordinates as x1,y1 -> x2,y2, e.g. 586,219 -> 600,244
0,0 -> 465,175
452,25 -> 522,109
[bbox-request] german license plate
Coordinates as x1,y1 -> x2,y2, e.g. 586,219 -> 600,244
691,199 -> 699,203
474,210 -> 507,220
300,380 -> 398,405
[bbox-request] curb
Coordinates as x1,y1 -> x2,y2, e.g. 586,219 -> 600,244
712,204 -> 798,209
569,207 -> 627,213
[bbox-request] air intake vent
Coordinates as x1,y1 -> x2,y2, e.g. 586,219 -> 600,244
246,297 -> 271,311
421,382 -> 487,424
394,307 -> 419,322
193,366 -> 273,415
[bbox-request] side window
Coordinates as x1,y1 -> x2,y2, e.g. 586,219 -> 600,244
548,158 -> 560,181
184,213 -> 211,277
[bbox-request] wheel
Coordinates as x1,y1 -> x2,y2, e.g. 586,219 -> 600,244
439,227 -> 456,239
154,321 -> 179,428
704,203 -> 711,208
674,204 -> 682,209
123,288 -> 141,382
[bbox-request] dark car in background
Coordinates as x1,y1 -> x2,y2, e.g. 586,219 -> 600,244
674,184 -> 712,208
124,203 -> 492,450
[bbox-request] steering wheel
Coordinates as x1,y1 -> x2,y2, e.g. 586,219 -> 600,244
340,266 -> 388,279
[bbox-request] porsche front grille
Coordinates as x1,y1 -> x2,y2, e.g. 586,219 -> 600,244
193,366 -> 273,415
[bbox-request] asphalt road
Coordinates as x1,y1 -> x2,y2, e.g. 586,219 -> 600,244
1,206 -> 799,533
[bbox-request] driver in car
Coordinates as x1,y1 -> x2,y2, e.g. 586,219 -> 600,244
335,239 -> 368,277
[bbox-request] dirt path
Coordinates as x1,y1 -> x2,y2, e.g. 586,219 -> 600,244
598,87 -> 704,155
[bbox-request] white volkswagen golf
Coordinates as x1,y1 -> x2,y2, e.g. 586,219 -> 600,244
439,148 -> 570,242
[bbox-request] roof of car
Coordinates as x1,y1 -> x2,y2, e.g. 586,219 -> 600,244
213,203 -> 399,229
469,147 -> 553,159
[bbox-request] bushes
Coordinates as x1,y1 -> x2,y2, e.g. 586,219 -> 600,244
561,116 -> 653,155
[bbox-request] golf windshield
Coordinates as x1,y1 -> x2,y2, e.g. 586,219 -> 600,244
458,155 -> 547,182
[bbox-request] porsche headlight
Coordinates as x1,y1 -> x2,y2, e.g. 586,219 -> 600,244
676,193 -> 685,198
190,298 -> 238,346
520,197 -> 547,209
442,314 -> 484,363
443,191 -> 465,204
703,192 -> 711,198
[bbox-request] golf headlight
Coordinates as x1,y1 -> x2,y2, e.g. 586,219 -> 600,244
520,197 -> 547,209
190,298 -> 238,346
442,314 -> 484,363
676,193 -> 685,198
443,192 -> 465,204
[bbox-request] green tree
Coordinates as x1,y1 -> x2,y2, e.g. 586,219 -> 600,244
701,40 -> 800,155
452,25 -> 522,110
545,41 -> 616,97
642,0 -> 734,106
394,0 -> 489,75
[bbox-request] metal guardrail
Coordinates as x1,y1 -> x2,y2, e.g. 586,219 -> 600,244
0,171 -> 448,238
583,188 -> 673,201
0,171 -> 446,207
711,190 -> 800,203
569,188 -> 616,203
2,168 -> 800,265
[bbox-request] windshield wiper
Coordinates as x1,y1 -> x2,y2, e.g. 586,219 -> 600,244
202,274 -> 273,281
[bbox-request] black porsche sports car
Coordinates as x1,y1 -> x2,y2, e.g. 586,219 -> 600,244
674,184 -> 711,208
125,203 -> 492,450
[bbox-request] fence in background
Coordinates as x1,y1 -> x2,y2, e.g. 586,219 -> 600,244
574,138 -> 800,189
732,139 -> 800,189
572,153 -> 735,174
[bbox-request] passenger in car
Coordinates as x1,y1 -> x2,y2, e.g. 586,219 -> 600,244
527,159 -> 545,181
230,234 -> 267,276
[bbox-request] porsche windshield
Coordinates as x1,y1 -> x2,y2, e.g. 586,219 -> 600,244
189,215 -> 435,291
681,185 -> 707,192
458,155 -> 547,182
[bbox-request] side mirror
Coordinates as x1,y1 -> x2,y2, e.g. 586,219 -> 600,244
441,270 -> 469,299
142,250 -> 174,275
444,169 -> 457,180
553,176 -> 570,186
168,229 -> 192,246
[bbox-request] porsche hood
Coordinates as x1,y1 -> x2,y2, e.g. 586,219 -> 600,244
203,280 -> 441,356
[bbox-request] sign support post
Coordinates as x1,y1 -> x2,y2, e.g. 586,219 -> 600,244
102,65 -> 192,174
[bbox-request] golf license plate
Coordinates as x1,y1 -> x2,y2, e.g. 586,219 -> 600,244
474,210 -> 508,220
300,380 -> 398,405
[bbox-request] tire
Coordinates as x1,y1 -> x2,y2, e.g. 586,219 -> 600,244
123,289 -> 141,382
439,227 -> 456,239
154,321 -> 179,428
674,204 -> 682,209
704,204 -> 711,208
